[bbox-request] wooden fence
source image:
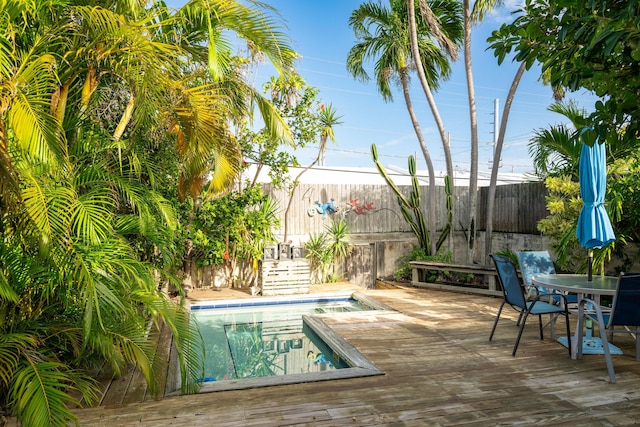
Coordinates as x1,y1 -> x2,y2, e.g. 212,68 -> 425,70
262,180 -> 547,238
478,181 -> 548,234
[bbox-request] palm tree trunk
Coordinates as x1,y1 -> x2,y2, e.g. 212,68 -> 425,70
463,0 -> 479,264
52,80 -> 71,124
408,0 -> 454,178
485,62 -> 526,262
407,0 -> 454,254
80,68 -> 99,113
113,94 -> 135,141
400,72 -> 437,255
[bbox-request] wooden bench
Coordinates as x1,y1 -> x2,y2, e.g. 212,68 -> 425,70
409,260 -> 502,297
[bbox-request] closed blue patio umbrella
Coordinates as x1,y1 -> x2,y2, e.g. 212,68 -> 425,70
576,140 -> 615,281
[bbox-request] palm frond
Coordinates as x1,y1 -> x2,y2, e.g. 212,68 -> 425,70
146,298 -> 204,395
179,0 -> 296,79
0,334 -> 37,387
9,360 -> 98,427
72,191 -> 115,245
251,87 -> 293,146
21,175 -> 75,239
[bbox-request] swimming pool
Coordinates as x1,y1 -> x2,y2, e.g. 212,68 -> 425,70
190,293 -> 388,392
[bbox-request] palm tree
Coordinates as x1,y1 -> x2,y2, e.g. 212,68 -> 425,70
463,0 -> 511,262
527,102 -> 590,179
170,0 -> 296,197
406,0 -> 462,251
484,62 -> 526,261
0,0 -> 297,424
347,0 -> 462,255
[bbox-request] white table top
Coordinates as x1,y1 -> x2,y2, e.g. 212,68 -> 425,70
531,274 -> 618,296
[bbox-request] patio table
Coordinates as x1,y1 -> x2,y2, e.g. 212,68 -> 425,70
531,274 -> 622,360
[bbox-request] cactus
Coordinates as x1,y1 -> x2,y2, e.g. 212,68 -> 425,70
371,144 -> 430,251
435,174 -> 453,251
371,144 -> 452,255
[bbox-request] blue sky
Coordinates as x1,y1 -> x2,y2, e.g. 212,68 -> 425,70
166,0 -> 597,175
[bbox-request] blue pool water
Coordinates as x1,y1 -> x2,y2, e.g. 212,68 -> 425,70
191,296 -> 374,382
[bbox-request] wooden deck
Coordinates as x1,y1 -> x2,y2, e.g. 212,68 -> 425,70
25,285 -> 640,425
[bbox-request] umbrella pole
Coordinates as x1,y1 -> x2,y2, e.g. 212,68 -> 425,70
586,249 -> 594,338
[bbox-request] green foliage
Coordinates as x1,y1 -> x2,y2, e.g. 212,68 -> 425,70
326,217 -> 352,263
304,233 -> 333,284
394,247 -> 452,282
183,186 -> 279,284
523,80 -> 640,275
304,218 -> 352,284
493,248 -> 519,267
238,72 -> 325,189
537,175 -> 623,275
346,0 -> 463,100
0,0 -> 296,424
488,0 -> 640,159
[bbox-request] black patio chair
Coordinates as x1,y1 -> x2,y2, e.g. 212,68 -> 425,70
579,272 -> 640,383
489,254 -> 571,356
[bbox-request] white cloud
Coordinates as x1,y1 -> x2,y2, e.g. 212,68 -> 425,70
486,0 -> 526,25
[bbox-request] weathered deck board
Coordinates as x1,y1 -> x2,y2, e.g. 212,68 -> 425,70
9,285 -> 640,426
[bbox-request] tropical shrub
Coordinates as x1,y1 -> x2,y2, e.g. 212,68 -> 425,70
0,0 -> 295,425
394,247 -> 452,282
304,218 -> 352,284
181,185 -> 280,287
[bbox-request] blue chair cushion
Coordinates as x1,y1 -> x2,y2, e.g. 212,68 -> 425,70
526,300 -> 566,315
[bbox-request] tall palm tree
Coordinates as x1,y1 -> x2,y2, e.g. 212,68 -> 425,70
527,102 -> 590,179
484,62 -> 526,261
406,0 -> 462,251
347,0 -> 462,255
462,0 -> 504,261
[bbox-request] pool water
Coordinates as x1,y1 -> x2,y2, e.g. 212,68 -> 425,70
191,296 -> 373,382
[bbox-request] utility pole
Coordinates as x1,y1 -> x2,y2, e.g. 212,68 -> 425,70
489,98 -> 500,169
494,98 -> 499,147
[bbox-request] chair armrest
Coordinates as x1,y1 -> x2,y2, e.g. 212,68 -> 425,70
580,297 -> 610,330
531,287 -> 568,306
528,290 -> 569,312
524,284 -> 540,299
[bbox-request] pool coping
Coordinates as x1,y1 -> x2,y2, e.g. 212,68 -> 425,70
187,292 -> 390,394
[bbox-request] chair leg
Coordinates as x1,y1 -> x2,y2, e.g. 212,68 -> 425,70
591,302 -> 616,383
564,311 -> 571,357
489,301 -> 506,341
548,313 -> 556,340
537,314 -> 544,340
516,311 -> 524,326
576,304 -> 586,359
512,310 -> 531,356
539,313 -> 559,339
636,326 -> 640,362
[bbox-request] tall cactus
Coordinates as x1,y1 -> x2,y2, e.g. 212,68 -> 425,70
371,144 -> 452,255
436,175 -> 453,251
372,144 -> 430,251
